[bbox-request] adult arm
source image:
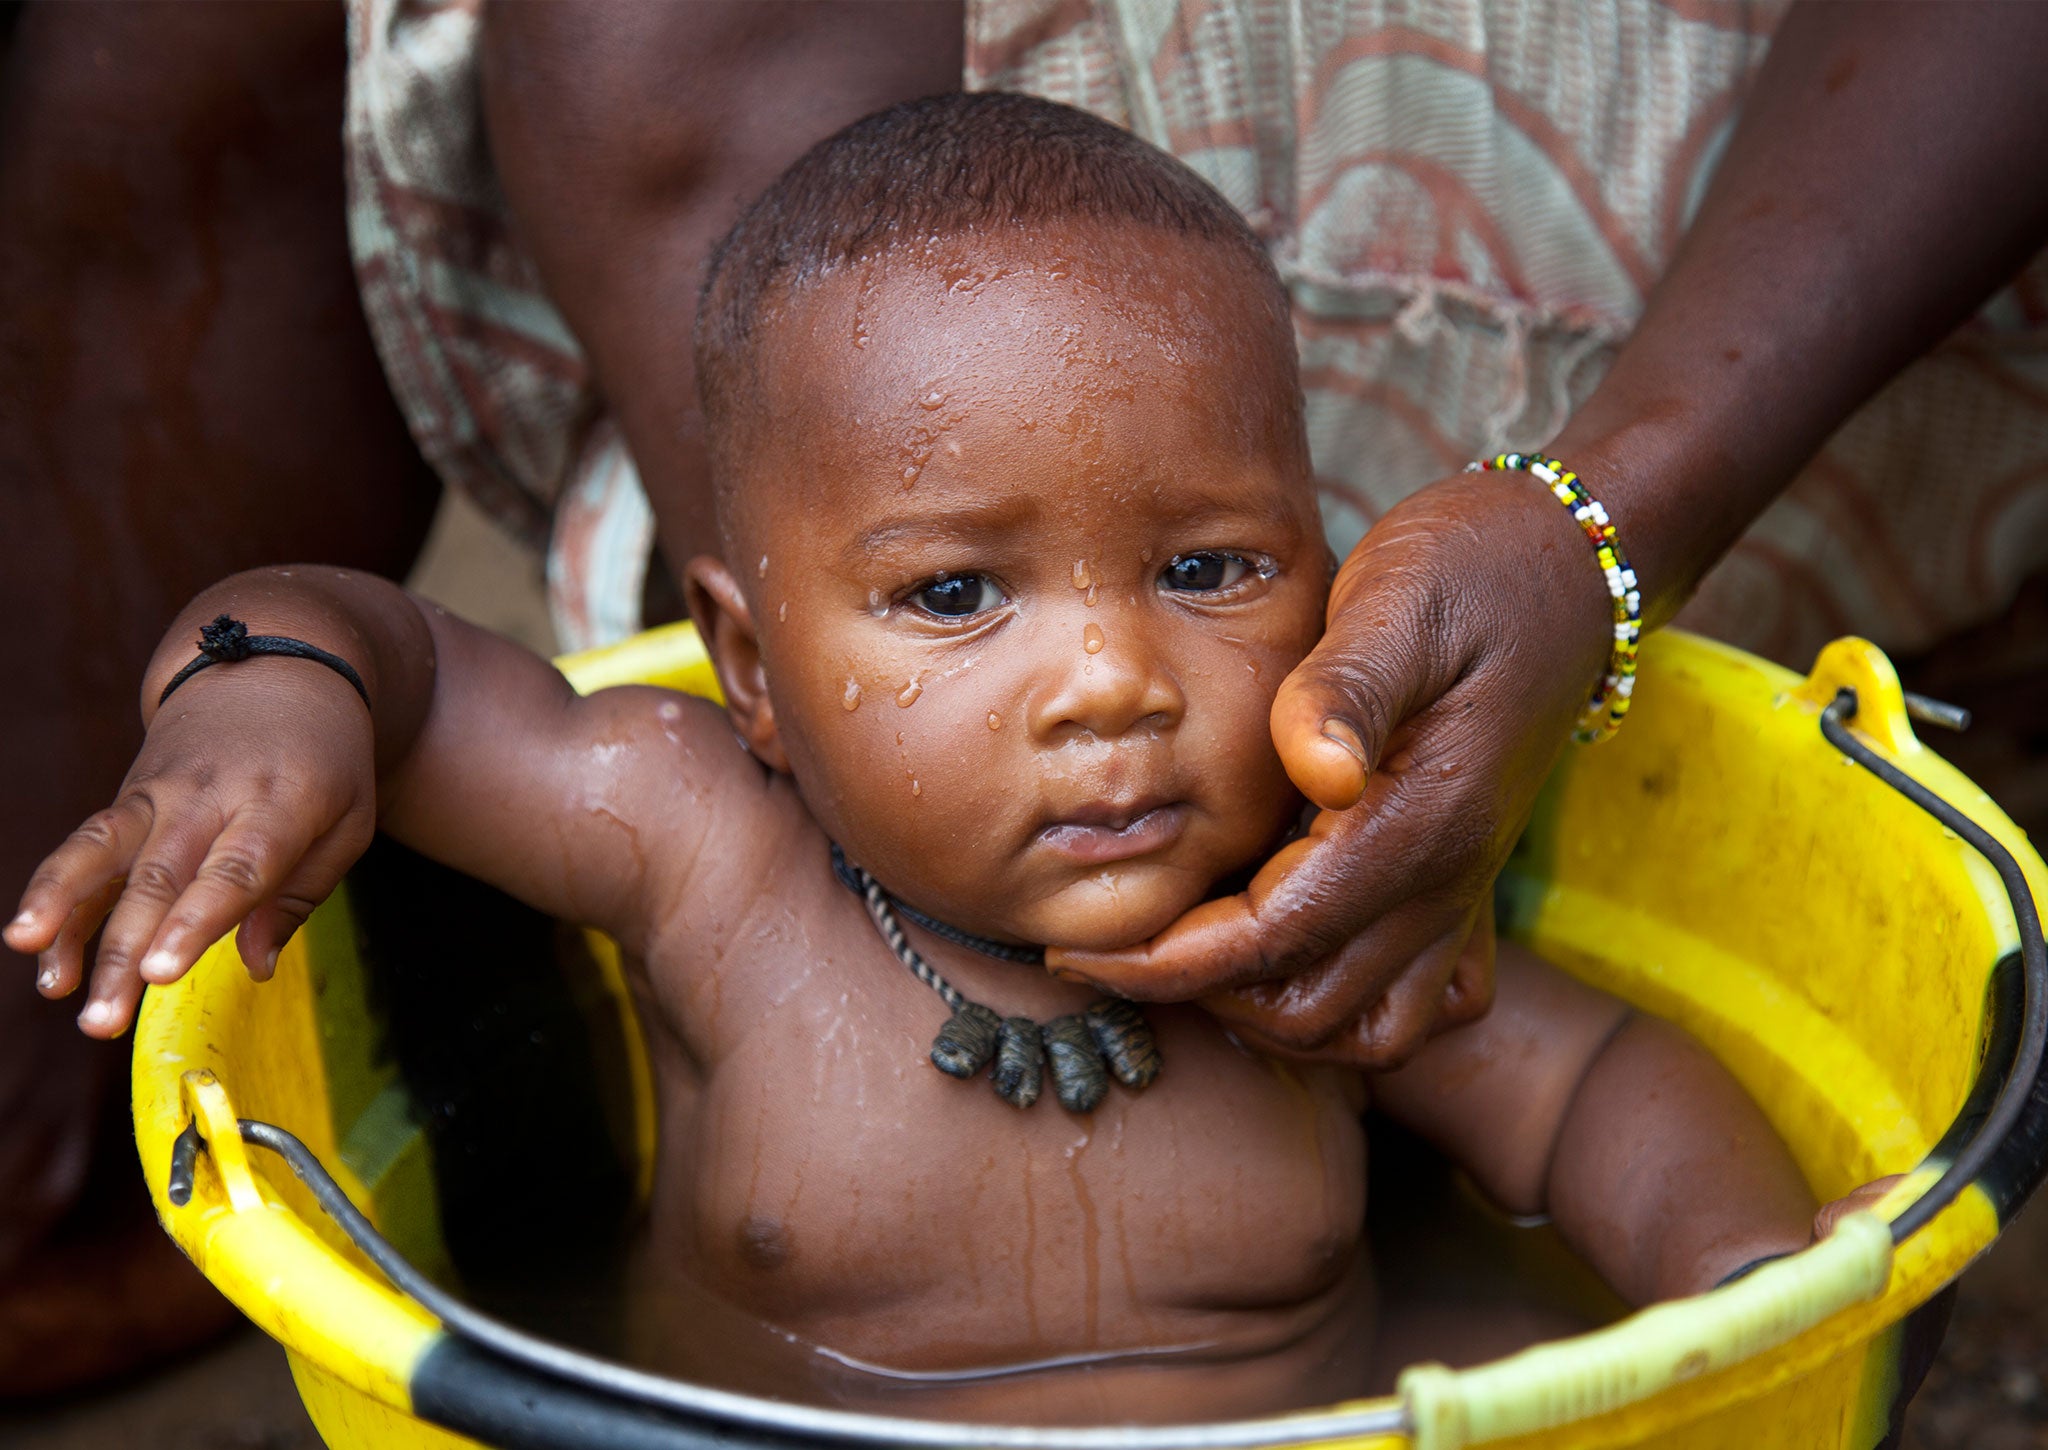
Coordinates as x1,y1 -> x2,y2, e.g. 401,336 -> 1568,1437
479,0 -> 965,566
1053,0 -> 2048,1065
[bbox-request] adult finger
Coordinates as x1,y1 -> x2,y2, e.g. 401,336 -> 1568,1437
1437,909 -> 1498,1032
1047,835 -> 1324,999
1049,724 -> 1495,1001
1268,529 -> 1465,811
1201,900 -> 1471,1065
4,796 -> 157,958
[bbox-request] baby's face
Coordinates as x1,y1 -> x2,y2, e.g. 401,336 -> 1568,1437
722,225 -> 1326,948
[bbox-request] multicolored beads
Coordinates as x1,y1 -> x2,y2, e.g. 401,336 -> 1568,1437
1465,452 -> 1641,742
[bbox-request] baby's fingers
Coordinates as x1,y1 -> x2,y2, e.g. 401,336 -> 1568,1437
131,806 -> 330,989
1813,1175 -> 1907,1241
5,797 -> 157,958
77,812 -> 229,1037
229,816 -> 373,982
30,878 -> 125,999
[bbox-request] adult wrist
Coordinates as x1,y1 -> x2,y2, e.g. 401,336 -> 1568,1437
1541,415 -> 1753,634
1467,454 -> 1642,742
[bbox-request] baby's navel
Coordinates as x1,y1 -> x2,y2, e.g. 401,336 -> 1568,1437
737,1215 -> 793,1272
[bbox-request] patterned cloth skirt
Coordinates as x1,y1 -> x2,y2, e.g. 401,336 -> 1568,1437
346,0 -> 2048,680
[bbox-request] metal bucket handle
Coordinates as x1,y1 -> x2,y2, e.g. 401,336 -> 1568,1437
163,686 -> 2048,1450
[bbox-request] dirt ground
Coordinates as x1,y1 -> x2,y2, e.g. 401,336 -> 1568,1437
3,492 -> 2041,1448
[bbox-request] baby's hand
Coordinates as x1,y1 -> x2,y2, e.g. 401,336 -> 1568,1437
1813,1175 -> 1906,1242
4,665 -> 378,1039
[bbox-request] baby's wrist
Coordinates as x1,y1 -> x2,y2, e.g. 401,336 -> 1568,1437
152,614 -> 371,714
141,649 -> 374,750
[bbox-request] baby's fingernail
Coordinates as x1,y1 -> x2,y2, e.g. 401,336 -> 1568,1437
141,949 -> 181,982
1320,719 -> 1369,767
37,967 -> 58,992
78,1001 -> 113,1030
257,949 -> 279,982
9,910 -> 34,932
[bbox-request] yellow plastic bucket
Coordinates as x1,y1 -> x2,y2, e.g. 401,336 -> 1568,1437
131,624 -> 2048,1450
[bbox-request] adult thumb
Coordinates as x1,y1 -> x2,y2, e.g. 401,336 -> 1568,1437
1269,571 -> 1443,812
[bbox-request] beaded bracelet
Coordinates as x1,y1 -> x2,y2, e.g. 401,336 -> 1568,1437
1464,452 -> 1640,743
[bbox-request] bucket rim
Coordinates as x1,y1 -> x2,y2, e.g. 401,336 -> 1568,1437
133,627 -> 2048,1450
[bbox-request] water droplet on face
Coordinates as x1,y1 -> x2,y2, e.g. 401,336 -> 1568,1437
920,390 -> 945,411
896,677 -> 924,708
910,778 -> 922,797
1072,559 -> 1093,591
1084,583 -> 1099,607
987,711 -> 1001,731
778,601 -> 788,623
842,679 -> 862,711
867,589 -> 888,618
757,555 -> 769,578
1083,623 -> 1105,655
1139,547 -> 1154,564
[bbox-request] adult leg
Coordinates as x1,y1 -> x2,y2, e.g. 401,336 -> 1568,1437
0,0 -> 439,1393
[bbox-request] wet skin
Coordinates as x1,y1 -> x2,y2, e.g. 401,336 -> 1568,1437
695,228 -> 1326,952
11,0 -> 2032,1401
11,225 -> 1836,1421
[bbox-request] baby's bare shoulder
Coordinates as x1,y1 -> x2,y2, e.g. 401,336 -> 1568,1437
498,682 -> 809,955
582,683 -> 809,881
607,693 -> 846,1033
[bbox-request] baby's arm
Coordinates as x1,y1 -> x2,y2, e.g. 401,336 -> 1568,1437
6,567 -> 742,1036
1371,944 -> 1816,1302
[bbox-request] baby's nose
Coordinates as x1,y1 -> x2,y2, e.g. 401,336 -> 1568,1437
1026,618 -> 1185,741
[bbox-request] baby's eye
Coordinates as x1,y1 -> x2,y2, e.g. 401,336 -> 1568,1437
1160,552 -> 1252,593
911,573 -> 1004,618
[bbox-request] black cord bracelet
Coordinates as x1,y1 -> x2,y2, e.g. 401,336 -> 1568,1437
157,614 -> 370,710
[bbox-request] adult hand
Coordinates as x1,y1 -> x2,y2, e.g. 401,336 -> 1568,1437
1050,468 -> 1613,1067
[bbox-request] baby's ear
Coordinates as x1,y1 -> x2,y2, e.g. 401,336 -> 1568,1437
684,556 -> 791,772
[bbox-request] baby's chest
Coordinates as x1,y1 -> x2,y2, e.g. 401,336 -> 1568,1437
670,1004 -> 1369,1332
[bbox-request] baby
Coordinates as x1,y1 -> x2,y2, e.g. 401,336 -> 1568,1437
10,95 -> 1856,1424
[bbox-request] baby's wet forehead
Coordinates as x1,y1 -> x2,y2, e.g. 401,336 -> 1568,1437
728,226 -> 1308,542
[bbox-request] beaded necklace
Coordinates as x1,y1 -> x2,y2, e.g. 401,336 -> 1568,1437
829,845 -> 1161,1113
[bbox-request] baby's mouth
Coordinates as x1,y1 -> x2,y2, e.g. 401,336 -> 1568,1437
1034,801 -> 1188,865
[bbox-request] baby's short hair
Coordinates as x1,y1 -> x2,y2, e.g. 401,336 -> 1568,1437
695,91 -> 1292,521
